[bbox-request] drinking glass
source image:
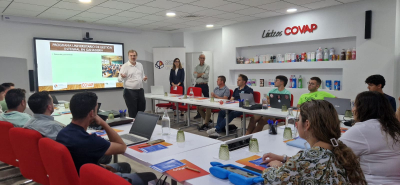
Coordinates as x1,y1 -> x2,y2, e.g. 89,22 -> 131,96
218,144 -> 229,160
249,138 -> 259,153
64,102 -> 70,109
176,130 -> 185,143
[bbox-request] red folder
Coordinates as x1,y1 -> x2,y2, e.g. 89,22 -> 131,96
129,142 -> 172,153
165,159 -> 209,182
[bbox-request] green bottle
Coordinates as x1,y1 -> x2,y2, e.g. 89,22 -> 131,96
298,75 -> 303,88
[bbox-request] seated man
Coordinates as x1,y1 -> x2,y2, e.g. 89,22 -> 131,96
207,74 -> 253,137
0,85 -> 5,114
56,92 -> 156,185
246,75 -> 291,135
24,91 -> 64,140
0,88 -> 31,127
197,75 -> 230,131
297,77 -> 336,107
365,74 -> 396,111
0,82 -> 15,112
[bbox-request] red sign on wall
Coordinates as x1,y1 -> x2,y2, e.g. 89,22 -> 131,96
262,23 -> 318,38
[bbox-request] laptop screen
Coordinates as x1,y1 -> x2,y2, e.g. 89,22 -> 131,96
129,112 -> 159,139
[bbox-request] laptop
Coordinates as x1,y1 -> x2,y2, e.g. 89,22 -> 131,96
270,93 -> 291,109
151,86 -> 164,95
325,98 -> 351,115
239,93 -> 255,105
119,112 -> 160,146
51,95 -> 59,104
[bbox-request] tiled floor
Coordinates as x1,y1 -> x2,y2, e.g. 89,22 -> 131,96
2,110 -> 272,185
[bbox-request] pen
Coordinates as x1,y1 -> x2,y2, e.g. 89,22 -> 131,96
138,144 -> 151,148
185,166 -> 201,173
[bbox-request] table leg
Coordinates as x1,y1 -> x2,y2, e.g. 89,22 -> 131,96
225,110 -> 229,136
175,102 -> 179,124
152,99 -> 155,114
113,154 -> 118,163
242,112 -> 246,136
187,103 -> 191,126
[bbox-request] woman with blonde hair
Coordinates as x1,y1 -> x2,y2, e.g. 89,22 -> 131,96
261,100 -> 366,184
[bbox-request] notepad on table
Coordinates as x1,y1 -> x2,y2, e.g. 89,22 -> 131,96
150,159 -> 185,173
139,144 -> 168,153
286,137 -> 310,149
165,159 -> 209,182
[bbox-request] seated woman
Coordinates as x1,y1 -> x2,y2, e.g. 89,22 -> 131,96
262,100 -> 366,184
340,91 -> 400,184
396,97 -> 400,121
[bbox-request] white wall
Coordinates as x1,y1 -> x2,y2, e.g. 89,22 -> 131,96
215,0 -> 397,105
0,20 -> 176,112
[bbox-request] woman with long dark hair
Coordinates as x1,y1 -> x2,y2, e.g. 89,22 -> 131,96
169,58 -> 185,117
340,91 -> 400,184
262,100 -> 366,184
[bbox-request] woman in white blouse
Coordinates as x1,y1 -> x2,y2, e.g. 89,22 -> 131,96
340,91 -> 400,184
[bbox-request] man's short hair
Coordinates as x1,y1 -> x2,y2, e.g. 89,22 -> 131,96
28,91 -> 52,114
276,75 -> 288,87
5,88 -> 26,109
128,50 -> 137,56
1,83 -> 14,89
218,76 -> 226,83
365,74 -> 385,88
239,74 -> 248,83
70,92 -> 98,119
199,54 -> 205,58
310,77 -> 322,86
0,85 -> 5,93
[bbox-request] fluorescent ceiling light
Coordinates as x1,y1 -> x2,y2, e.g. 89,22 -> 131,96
166,12 -> 176,17
79,0 -> 91,3
287,8 -> 297,13
206,24 -> 214,28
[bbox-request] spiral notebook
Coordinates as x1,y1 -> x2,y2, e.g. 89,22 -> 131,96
150,159 -> 185,173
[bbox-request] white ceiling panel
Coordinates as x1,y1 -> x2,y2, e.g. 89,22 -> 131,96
8,2 -> 49,12
114,0 -> 155,5
215,19 -> 237,25
129,5 -> 163,14
127,18 -> 157,24
213,3 -> 249,12
273,6 -> 310,14
213,12 -> 243,19
252,11 -> 282,18
192,8 -> 225,16
87,6 -> 124,15
94,19 -> 123,25
117,11 -> 148,18
140,14 -> 166,21
145,0 -> 183,9
238,7 -> 267,16
196,16 -> 225,23
41,7 -> 81,16
61,0 -> 108,6
3,8 -> 41,16
13,0 -> 60,6
75,12 -> 110,19
37,13 -> 72,20
171,4 -> 206,13
53,1 -> 93,11
102,15 -> 134,22
0,1 -> 11,8
233,15 -> 259,22
284,0 -> 322,5
182,20 -> 209,26
303,0 -> 342,9
336,0 -> 360,3
98,1 -> 138,10
68,16 -> 99,22
259,1 -> 298,10
170,0 -> 198,3
190,0 -> 230,8
235,0 -> 280,6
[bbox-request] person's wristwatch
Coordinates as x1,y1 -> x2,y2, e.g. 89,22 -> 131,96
282,155 -> 287,163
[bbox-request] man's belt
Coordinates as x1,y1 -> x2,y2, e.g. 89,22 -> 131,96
196,82 -> 208,85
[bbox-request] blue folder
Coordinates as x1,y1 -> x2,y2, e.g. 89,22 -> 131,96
150,159 -> 185,173
286,137 -> 310,149
248,158 -> 268,169
139,144 -> 167,153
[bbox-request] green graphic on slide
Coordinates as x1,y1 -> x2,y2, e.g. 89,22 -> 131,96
51,53 -> 117,83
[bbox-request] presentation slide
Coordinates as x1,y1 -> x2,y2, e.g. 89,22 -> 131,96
34,38 -> 124,92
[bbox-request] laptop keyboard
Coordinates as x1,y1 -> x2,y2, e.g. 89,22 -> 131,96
121,134 -> 146,143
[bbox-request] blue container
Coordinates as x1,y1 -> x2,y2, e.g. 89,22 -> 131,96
334,80 -> 341,91
326,80 -> 332,90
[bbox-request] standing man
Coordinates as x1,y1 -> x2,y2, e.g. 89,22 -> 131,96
193,54 -> 210,119
118,50 -> 147,118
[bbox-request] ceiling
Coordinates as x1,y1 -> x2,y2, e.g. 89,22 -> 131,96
0,0 -> 362,32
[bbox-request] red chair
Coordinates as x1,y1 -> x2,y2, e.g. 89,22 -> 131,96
156,86 -> 184,111
39,138 -> 80,185
9,128 -> 49,185
80,164 -> 130,185
290,94 -> 294,107
0,121 -> 19,167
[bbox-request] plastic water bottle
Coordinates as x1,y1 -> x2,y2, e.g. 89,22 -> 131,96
298,75 -> 303,88
352,47 -> 356,60
324,48 -> 329,61
292,75 -> 297,88
289,75 -> 293,88
189,88 -> 194,101
161,109 -> 170,135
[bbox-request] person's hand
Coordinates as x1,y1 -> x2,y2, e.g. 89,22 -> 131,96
398,97 -> 400,102
194,72 -> 198,75
261,153 -> 284,164
211,92 -> 215,97
197,73 -> 203,78
100,164 -> 117,172
266,160 -> 283,168
120,73 -> 127,78
143,76 -> 148,81
93,115 -> 107,128
230,97 -> 234,101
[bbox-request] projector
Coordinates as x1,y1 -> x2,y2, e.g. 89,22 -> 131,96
83,32 -> 93,40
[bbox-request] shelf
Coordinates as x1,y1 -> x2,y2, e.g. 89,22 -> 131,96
229,60 -> 352,71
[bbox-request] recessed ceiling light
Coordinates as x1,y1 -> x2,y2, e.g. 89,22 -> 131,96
79,0 -> 91,3
287,8 -> 297,13
166,12 -> 176,17
206,24 -> 214,28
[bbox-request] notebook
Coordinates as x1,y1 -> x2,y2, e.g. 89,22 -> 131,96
165,159 -> 210,182
139,144 -> 168,153
150,159 -> 185,173
286,137 -> 310,149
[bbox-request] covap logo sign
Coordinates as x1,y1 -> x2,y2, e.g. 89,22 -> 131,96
155,60 -> 164,69
81,82 -> 94,88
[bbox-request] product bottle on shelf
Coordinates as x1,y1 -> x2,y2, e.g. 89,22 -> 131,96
292,75 -> 297,88
323,48 -> 329,61
352,47 -> 356,60
329,48 -> 335,61
340,49 -> 346,60
298,75 -> 303,88
289,75 -> 293,88
316,47 -> 323,61
346,48 -> 351,60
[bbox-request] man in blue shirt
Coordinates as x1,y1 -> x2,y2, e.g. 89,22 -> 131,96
56,92 -> 156,185
207,74 -> 253,136
365,75 -> 396,111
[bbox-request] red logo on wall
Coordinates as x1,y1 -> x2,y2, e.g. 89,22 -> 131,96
284,24 -> 317,35
81,83 -> 94,88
